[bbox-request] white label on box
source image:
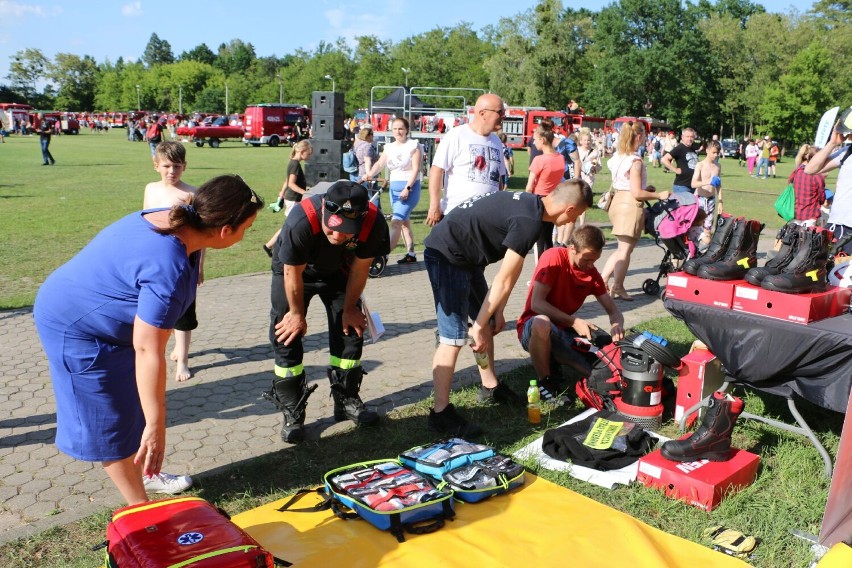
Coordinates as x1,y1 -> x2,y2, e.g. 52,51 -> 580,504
638,461 -> 662,479
735,286 -> 759,300
668,275 -> 688,288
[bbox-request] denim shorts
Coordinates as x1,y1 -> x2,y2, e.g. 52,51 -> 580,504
424,248 -> 487,346
519,316 -> 599,374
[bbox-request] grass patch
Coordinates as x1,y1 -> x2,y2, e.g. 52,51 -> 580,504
0,318 -> 840,568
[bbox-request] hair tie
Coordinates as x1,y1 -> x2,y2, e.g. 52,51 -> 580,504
180,204 -> 200,224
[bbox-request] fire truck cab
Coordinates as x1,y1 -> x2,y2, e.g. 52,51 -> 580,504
243,103 -> 311,147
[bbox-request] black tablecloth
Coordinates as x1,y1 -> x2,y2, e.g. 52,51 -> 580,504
664,299 -> 852,413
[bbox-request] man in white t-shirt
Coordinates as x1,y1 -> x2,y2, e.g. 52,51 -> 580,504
426,93 -> 508,225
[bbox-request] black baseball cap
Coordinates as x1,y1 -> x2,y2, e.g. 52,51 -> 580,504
322,181 -> 369,234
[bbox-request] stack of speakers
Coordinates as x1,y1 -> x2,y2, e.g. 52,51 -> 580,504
305,91 -> 347,187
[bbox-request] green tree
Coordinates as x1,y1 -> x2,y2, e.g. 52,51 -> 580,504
7,48 -> 49,102
48,54 -> 98,111
215,40 -> 256,76
142,33 -> 175,67
180,44 -> 216,65
759,41 -> 833,145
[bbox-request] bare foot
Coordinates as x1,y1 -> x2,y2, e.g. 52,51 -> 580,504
175,362 -> 192,382
610,287 -> 635,302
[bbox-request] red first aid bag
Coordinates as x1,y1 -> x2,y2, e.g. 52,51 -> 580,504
105,496 -> 279,567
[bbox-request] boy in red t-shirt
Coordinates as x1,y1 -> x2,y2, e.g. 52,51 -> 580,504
516,225 -> 625,403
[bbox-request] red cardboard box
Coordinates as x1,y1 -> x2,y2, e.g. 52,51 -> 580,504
675,347 -> 726,428
665,272 -> 742,309
732,283 -> 851,325
637,445 -> 760,511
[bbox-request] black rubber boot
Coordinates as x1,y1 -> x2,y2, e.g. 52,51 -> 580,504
683,214 -> 739,275
762,227 -> 832,293
262,373 -> 317,443
660,392 -> 744,462
744,222 -> 802,285
696,219 -> 764,281
328,367 -> 379,425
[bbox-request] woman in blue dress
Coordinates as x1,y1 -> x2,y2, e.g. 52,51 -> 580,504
33,175 -> 263,505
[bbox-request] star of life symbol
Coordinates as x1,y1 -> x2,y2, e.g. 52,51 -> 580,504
177,531 -> 204,545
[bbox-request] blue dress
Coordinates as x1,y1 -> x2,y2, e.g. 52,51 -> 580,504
33,210 -> 199,462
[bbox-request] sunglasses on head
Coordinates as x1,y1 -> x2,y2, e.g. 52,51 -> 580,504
324,200 -> 367,220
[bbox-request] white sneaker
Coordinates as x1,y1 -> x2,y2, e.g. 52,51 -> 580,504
143,472 -> 193,495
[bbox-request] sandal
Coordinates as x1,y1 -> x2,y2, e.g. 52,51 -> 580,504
262,244 -> 273,258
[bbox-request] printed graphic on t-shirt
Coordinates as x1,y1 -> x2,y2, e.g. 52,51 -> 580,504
686,151 -> 699,171
467,144 -> 502,186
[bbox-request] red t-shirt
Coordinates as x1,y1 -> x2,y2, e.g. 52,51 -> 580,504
516,247 -> 607,339
530,153 -> 566,196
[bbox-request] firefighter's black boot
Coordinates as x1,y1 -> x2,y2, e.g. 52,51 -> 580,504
262,373 -> 317,443
762,227 -> 832,293
660,392 -> 744,462
328,367 -> 379,425
745,222 -> 802,285
683,214 -> 739,275
696,219 -> 764,281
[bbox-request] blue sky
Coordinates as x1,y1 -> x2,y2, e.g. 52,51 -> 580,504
0,0 -> 819,86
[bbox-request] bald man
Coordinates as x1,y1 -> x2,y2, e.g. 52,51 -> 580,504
427,93 -> 508,226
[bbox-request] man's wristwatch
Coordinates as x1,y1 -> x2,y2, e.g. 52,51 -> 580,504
404,185 -> 411,191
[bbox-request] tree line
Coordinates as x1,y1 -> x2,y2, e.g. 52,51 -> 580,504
3,0 -> 850,145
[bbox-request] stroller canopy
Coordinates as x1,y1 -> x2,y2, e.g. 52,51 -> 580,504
646,192 -> 701,239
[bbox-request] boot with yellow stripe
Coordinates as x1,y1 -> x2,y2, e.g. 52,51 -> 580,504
762,226 -> 832,293
262,372 -> 317,443
696,219 -> 764,281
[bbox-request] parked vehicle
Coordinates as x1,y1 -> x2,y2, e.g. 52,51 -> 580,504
243,103 -> 311,147
721,138 -> 740,159
176,116 -> 245,148
487,107 -> 574,149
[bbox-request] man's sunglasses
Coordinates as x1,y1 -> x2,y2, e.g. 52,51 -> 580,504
325,200 -> 367,220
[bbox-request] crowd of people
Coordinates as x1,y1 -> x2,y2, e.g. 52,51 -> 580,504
31,90 -> 852,506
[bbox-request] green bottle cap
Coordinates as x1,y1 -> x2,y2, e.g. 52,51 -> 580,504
530,380 -> 537,386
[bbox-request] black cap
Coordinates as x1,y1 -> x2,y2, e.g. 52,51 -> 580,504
322,181 -> 369,234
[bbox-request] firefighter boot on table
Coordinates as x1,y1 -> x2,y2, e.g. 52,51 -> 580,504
761,226 -> 833,293
683,214 -> 739,275
744,222 -> 803,286
328,367 -> 379,425
660,391 -> 745,462
696,219 -> 764,281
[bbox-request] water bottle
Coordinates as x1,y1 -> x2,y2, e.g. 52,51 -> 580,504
469,336 -> 489,369
527,380 -> 541,424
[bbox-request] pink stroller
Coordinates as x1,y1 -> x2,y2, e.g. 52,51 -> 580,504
641,193 -> 704,296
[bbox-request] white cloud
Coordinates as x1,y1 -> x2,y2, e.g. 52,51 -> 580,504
325,8 -> 344,29
121,1 -> 143,17
0,1 -> 62,18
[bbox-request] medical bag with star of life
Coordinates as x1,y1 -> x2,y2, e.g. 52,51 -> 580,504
100,496 -> 286,567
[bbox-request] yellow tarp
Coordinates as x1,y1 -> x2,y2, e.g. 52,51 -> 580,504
232,474 -> 750,567
816,543 -> 852,567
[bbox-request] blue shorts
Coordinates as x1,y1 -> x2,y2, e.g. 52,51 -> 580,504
390,180 -> 421,221
519,316 -> 597,375
424,248 -> 487,346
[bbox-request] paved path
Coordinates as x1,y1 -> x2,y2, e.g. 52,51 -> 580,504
0,234 -> 774,544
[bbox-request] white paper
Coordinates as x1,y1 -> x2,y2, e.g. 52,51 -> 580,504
360,295 -> 384,344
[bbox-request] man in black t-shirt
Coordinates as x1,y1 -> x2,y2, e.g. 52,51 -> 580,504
265,181 -> 390,443
424,180 -> 593,437
662,127 -> 702,193
37,113 -> 56,165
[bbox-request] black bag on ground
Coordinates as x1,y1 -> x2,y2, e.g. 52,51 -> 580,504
541,410 -> 657,471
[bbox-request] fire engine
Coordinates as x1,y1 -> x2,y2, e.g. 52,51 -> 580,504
0,102 -> 34,132
496,107 -> 574,149
243,103 -> 311,147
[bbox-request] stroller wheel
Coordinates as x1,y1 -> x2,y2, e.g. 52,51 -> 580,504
368,255 -> 387,278
642,279 -> 661,296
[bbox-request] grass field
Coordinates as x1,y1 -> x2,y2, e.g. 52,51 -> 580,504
0,128 -> 837,309
0,130 -> 844,567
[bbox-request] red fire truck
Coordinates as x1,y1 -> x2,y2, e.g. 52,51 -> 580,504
497,107 -> 574,149
243,103 -> 311,147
